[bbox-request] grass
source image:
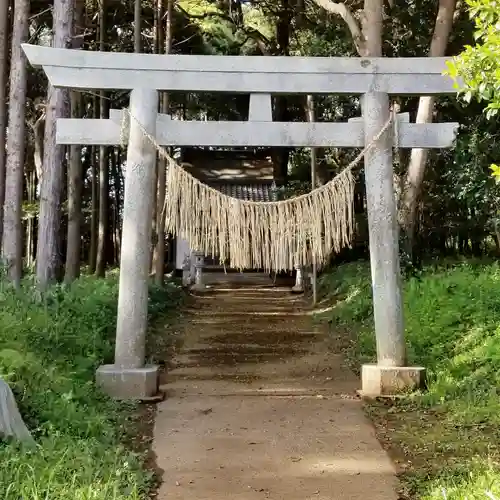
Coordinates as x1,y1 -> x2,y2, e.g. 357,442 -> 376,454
318,260 -> 500,499
0,273 -> 183,499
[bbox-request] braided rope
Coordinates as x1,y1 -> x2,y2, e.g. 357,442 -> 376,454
120,110 -> 394,271
120,110 -> 393,206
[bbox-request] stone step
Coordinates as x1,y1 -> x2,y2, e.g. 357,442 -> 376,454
162,382 -> 358,400
185,309 -> 308,317
187,315 -> 310,326
191,301 -> 305,309
178,344 -> 312,356
190,293 -> 304,304
188,305 -> 306,315
191,286 -> 295,295
171,350 -> 307,369
195,330 -> 322,346
161,379 -> 358,399
163,353 -> 349,382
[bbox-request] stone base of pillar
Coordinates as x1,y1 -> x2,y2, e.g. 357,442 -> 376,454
292,265 -> 304,293
96,364 -> 159,400
182,268 -> 191,287
191,283 -> 207,292
359,364 -> 426,397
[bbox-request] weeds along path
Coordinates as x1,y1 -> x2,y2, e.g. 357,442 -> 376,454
152,273 -> 399,500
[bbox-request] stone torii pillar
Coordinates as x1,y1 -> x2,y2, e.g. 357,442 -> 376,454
96,88 -> 161,399
360,93 -> 414,396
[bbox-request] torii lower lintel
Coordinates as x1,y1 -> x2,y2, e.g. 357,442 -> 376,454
56,109 -> 458,149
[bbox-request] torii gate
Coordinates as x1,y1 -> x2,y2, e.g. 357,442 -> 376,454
22,44 -> 458,399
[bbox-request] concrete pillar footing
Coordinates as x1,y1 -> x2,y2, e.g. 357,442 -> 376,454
96,364 -> 159,400
359,363 -> 426,397
191,283 -> 207,292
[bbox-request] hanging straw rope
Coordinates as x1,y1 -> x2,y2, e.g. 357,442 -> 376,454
120,110 -> 394,272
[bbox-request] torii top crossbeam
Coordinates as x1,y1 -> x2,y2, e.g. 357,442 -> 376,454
21,44 -> 455,95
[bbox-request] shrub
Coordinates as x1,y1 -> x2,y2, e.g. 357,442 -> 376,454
319,260 -> 500,499
0,275 -> 182,499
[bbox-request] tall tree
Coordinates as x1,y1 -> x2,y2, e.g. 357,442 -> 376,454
399,0 -> 457,258
154,0 -> 174,286
0,0 -> 10,251
89,94 -> 98,273
149,0 -> 158,273
307,93 -> 318,304
36,0 -> 74,289
361,0 -> 382,57
64,0 -> 86,283
134,0 -> 141,52
2,0 -> 29,287
95,0 -> 109,277
312,0 -> 457,262
272,0 -> 292,183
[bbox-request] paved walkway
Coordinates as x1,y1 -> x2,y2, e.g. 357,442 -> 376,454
153,274 -> 399,499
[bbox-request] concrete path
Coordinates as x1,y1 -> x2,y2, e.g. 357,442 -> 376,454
153,275 -> 399,500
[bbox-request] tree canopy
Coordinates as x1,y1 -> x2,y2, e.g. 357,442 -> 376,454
447,0 -> 500,179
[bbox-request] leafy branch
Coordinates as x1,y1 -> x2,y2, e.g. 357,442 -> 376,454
308,0 -> 365,54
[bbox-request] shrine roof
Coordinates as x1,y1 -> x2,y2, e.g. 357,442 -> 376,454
210,182 -> 277,203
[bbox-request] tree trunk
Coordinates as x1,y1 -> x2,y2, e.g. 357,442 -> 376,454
32,111 -> 45,183
311,0 -> 366,55
95,0 -> 108,277
36,0 -> 74,290
113,148 -> 123,263
65,90 -> 83,282
399,0 -> 456,259
150,0 -> 162,275
89,96 -> 98,272
272,0 -> 292,183
25,169 -> 36,268
154,0 -> 174,286
2,0 -> 29,287
95,145 -> 109,276
134,0 -> 141,52
307,94 -> 318,304
64,0 -> 85,283
361,0 -> 382,57
0,0 -> 10,252
109,148 -> 119,266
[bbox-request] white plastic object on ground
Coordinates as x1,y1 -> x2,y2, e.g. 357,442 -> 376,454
0,378 -> 35,445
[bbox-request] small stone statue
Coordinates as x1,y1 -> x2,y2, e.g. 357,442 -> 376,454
182,254 -> 192,287
0,378 -> 35,445
292,265 -> 305,293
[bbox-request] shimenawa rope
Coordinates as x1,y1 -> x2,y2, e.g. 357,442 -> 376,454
120,110 -> 394,272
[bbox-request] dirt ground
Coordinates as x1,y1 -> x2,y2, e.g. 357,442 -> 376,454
152,274 -> 400,499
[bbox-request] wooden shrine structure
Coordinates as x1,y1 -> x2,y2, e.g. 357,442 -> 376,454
22,43 -> 459,399
176,148 -> 277,279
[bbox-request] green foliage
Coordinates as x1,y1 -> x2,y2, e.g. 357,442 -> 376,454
434,111 -> 500,254
490,164 -> 500,183
319,261 -> 500,498
0,276 -> 182,499
448,0 -> 500,119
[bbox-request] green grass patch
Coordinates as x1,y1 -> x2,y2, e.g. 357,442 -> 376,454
0,274 -> 183,499
318,260 -> 500,499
